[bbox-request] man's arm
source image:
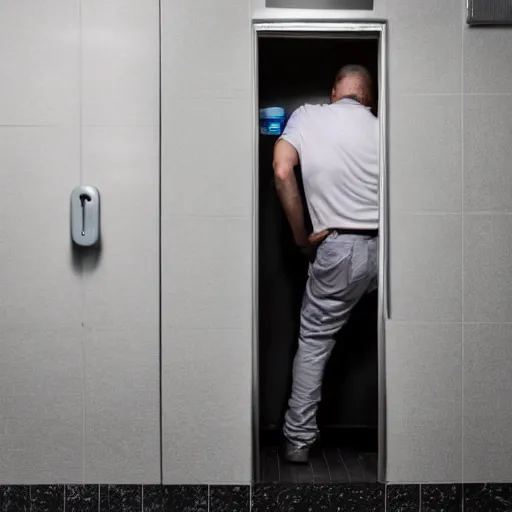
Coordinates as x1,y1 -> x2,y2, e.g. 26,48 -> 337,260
273,139 -> 309,249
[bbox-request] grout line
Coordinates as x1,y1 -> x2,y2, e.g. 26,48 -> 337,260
141,485 -> 144,512
77,0 -> 87,487
0,124 -> 78,128
337,448 -> 351,484
419,483 -> 421,512
391,321 -> 512,325
98,484 -> 100,512
158,0 -> 164,486
207,484 -> 210,512
464,92 -> 512,96
0,123 -> 159,128
249,484 -> 253,512
392,211 -> 512,216
63,485 -> 66,512
393,92 -> 512,97
464,212 -> 512,215
78,0 -> 83,186
321,449 -> 333,484
461,0 -> 465,502
358,454 -> 367,482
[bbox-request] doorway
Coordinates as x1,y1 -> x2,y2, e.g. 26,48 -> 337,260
252,22 -> 388,485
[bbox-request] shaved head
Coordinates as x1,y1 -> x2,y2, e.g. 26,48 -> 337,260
331,65 -> 373,107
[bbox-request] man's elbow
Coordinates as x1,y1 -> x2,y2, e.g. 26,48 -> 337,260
273,139 -> 298,182
273,161 -> 293,182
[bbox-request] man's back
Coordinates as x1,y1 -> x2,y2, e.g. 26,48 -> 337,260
280,98 -> 379,233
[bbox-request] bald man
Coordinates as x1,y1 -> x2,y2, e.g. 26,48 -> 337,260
273,65 -> 379,463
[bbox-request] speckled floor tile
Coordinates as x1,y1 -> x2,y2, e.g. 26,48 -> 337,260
210,485 -> 250,512
386,485 -> 419,512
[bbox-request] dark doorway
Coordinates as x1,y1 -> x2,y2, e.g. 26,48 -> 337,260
257,34 -> 379,484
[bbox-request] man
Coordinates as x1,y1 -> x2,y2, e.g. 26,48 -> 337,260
273,65 -> 379,463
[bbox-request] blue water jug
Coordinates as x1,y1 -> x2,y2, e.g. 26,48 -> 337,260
259,107 -> 286,136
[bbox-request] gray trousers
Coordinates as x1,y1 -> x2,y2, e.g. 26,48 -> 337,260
283,232 -> 378,448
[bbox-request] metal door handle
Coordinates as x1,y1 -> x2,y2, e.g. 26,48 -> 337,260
71,185 -> 100,247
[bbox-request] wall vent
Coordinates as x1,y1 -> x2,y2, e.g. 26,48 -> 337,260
468,0 -> 512,25
266,0 -> 373,9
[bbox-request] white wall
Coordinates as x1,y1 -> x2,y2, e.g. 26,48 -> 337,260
161,0 -> 512,486
0,0 -> 160,484
387,0 -> 512,484
1,0 -> 510,487
160,0 -> 253,485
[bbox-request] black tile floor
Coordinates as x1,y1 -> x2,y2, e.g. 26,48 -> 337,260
4,483 -> 512,511
260,444 -> 378,484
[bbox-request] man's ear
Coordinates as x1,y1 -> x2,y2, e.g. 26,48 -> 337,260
331,88 -> 336,102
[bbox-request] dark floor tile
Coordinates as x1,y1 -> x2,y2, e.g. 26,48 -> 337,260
31,485 -> 64,512
330,484 -> 385,512
0,486 -> 30,512
210,486 -> 250,512
261,446 -> 280,483
323,446 -> 350,483
277,446 -> 314,484
252,483 -> 384,512
143,485 -> 164,511
339,448 -> 365,483
358,453 -> 378,483
99,485 -> 141,512
260,445 -> 377,485
464,483 -> 512,512
65,485 -> 99,512
386,485 -> 419,512
99,485 -> 109,510
310,447 -> 332,484
279,460 -> 315,484
251,484 -> 332,511
422,484 -> 462,512
162,485 -> 208,512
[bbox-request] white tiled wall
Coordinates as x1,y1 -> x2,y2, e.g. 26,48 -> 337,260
80,0 -> 160,484
0,0 -> 160,484
387,0 -> 512,484
161,0 -> 253,485
0,0 -> 83,484
160,0 -> 512,486
461,22 -> 512,483
0,0 -> 510,487
385,0 -> 465,483
386,323 -> 463,483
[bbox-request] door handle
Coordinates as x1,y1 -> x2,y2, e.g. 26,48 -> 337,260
70,185 -> 100,247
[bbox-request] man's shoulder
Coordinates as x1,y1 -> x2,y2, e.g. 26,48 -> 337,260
291,103 -> 330,121
300,102 -> 329,112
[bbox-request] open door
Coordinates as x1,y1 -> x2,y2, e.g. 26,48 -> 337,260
252,22 -> 388,485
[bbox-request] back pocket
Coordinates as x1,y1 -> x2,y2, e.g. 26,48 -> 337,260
311,240 -> 353,290
349,240 -> 370,283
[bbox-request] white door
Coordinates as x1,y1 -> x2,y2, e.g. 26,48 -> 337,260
0,0 -> 160,484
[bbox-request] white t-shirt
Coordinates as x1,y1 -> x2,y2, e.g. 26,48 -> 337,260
280,98 -> 379,233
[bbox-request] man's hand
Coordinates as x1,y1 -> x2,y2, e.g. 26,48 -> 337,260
297,241 -> 316,262
309,229 -> 330,246
297,230 -> 330,263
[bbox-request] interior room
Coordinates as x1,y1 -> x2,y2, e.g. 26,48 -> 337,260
257,33 -> 380,484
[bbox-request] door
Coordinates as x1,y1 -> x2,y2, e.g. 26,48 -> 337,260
0,0 -> 160,484
252,22 -> 388,483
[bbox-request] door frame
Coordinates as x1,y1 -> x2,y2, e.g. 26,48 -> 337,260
251,20 -> 389,483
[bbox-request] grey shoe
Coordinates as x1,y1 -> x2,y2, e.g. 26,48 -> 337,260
283,441 -> 310,464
